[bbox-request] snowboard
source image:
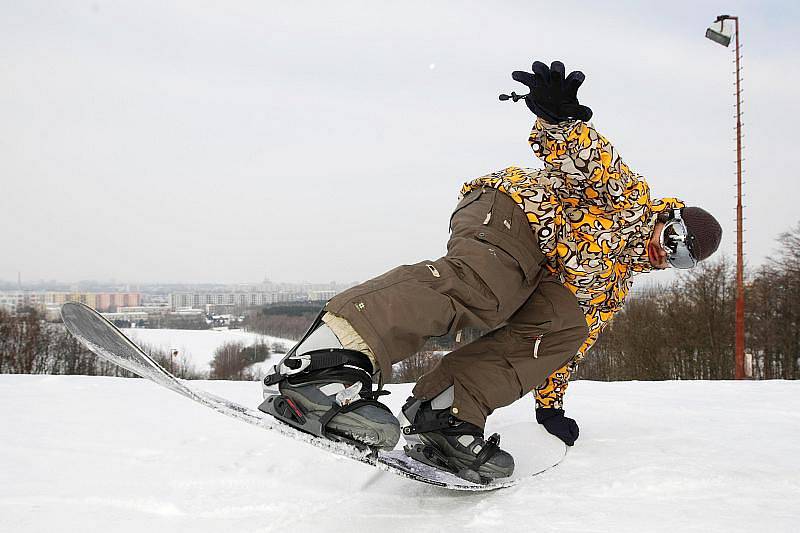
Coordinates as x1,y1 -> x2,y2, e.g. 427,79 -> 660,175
60,302 -> 566,491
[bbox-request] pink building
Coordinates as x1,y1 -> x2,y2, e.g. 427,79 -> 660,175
94,293 -> 141,312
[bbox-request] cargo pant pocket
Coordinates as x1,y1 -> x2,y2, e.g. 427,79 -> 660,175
502,281 -> 588,394
474,227 -> 544,285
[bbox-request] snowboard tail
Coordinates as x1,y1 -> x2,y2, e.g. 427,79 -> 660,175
60,302 -> 564,491
60,302 -> 374,461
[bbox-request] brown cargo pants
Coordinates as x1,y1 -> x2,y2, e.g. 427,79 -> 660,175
326,188 -> 589,428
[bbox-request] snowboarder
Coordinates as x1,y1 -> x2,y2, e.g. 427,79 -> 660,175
264,60 -> 723,483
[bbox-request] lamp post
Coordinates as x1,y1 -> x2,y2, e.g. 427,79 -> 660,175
705,15 -> 746,380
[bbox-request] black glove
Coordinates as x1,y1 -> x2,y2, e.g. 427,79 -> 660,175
511,61 -> 593,123
536,408 -> 579,446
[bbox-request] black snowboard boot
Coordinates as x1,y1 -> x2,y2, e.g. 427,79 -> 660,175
270,349 -> 400,450
399,394 -> 514,483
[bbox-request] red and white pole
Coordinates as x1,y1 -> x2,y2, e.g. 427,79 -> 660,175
707,14 -> 746,378
731,17 -> 746,380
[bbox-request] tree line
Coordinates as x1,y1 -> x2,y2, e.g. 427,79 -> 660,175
3,223 -> 798,383
0,308 -> 202,379
394,224 -> 800,383
244,302 -> 325,339
0,307 -> 278,381
576,222 -> 800,381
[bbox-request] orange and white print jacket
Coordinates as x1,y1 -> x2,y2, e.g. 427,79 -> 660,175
461,118 -> 684,409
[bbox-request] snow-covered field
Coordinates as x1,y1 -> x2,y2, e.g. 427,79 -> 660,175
121,328 -> 293,373
1,376 -> 798,532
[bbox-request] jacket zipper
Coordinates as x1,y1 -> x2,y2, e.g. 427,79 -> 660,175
532,335 -> 544,359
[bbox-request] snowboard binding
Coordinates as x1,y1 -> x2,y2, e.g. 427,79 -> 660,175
404,435 -> 503,485
400,395 -> 514,484
259,348 -> 397,450
260,312 -> 400,450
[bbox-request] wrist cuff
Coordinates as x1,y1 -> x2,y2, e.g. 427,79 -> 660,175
536,407 -> 564,424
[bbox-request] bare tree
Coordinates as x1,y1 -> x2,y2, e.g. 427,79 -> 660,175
391,351 -> 444,383
210,341 -> 253,380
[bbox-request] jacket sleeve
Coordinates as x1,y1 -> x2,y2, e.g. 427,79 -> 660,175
528,119 -> 651,213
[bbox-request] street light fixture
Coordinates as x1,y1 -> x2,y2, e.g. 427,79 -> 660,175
705,14 -> 747,380
705,17 -> 732,47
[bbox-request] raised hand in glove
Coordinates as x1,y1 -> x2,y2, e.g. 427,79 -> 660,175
511,60 -> 593,123
536,408 -> 579,446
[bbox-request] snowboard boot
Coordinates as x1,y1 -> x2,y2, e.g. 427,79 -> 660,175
261,318 -> 401,451
399,389 -> 514,484
278,349 -> 400,449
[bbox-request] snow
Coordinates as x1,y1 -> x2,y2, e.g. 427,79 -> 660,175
121,328 -> 293,372
1,375 -> 798,532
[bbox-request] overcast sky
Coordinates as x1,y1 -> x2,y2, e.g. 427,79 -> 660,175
2,0 -> 798,285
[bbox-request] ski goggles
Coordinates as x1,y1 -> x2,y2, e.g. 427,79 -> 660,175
659,209 -> 698,270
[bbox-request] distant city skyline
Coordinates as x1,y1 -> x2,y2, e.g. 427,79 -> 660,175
0,276 -> 358,289
2,1 -> 798,283
0,269 -> 681,291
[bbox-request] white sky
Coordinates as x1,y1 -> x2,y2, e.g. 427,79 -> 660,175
1,0 -> 798,284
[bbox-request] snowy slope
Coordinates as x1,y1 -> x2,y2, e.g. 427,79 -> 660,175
121,328 -> 293,372
1,375 -> 798,532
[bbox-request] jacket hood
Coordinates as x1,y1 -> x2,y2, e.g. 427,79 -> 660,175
620,196 -> 685,274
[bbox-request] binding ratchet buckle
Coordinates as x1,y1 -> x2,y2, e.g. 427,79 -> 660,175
263,354 -> 311,386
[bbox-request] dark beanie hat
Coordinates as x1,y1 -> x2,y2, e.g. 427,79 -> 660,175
682,207 -> 722,261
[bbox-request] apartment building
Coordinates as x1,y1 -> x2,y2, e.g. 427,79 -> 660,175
0,291 -> 141,314
168,290 -> 313,311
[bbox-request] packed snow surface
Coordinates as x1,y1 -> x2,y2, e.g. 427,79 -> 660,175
1,375 -> 798,532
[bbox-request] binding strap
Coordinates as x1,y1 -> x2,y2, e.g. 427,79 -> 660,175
318,397 -> 393,434
264,348 -> 370,386
469,433 -> 501,471
402,413 -> 459,435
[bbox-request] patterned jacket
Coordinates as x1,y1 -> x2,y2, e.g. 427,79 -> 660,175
461,118 -> 684,409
